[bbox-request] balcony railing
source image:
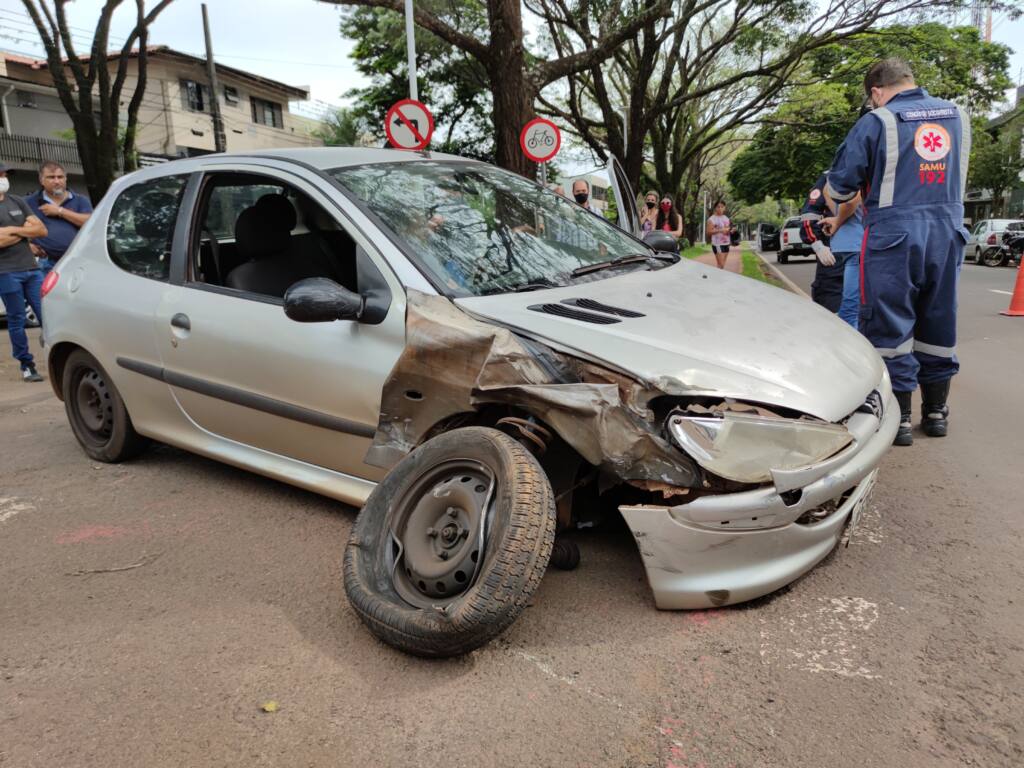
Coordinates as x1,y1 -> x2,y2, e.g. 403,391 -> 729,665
0,133 -> 123,173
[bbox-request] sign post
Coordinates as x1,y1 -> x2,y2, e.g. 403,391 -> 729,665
404,0 -> 418,101
520,117 -> 561,186
385,99 -> 435,151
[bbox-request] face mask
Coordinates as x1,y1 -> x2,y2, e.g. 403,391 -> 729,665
646,200 -> 656,209
660,201 -> 671,212
574,192 -> 588,204
0,177 -> 9,194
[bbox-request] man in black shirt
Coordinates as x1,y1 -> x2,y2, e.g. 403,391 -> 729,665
0,163 -> 49,382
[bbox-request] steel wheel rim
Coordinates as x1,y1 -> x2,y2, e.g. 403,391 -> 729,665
388,459 -> 495,609
73,368 -> 114,444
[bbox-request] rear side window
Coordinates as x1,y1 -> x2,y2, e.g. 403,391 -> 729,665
106,174 -> 189,281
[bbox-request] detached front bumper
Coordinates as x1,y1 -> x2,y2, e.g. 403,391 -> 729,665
619,392 -> 898,609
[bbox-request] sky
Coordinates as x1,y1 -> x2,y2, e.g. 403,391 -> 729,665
1,0 -> 1023,175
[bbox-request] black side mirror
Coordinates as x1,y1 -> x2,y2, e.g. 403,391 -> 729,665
642,230 -> 680,254
284,277 -> 364,323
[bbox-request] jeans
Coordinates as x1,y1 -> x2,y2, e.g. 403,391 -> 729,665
837,251 -> 860,329
0,269 -> 44,369
38,258 -> 56,275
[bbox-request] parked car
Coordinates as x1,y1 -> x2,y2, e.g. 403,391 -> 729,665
42,148 -> 896,657
965,219 -> 1024,263
978,222 -> 1024,267
778,217 -> 814,263
755,222 -> 780,252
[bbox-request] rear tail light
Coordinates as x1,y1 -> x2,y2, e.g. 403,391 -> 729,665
783,232 -> 789,244
987,233 -> 997,245
41,270 -> 59,297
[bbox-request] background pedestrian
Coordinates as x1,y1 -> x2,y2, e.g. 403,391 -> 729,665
707,200 -> 732,268
639,190 -> 659,233
0,163 -> 49,382
25,161 -> 92,273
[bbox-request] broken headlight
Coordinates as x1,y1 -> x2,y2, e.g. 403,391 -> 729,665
667,411 -> 853,484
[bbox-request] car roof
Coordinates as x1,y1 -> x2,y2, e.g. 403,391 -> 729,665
784,218 -> 802,227
203,146 -> 469,170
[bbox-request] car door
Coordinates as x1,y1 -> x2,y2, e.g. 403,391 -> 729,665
152,161 -> 406,481
606,155 -> 640,237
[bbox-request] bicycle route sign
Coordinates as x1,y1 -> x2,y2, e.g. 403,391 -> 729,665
519,117 -> 561,163
385,99 -> 435,151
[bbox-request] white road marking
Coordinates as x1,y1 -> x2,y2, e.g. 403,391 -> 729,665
759,596 -> 882,680
0,497 -> 35,524
990,289 -> 1013,296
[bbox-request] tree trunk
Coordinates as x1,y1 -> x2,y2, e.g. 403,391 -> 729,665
486,0 -> 535,178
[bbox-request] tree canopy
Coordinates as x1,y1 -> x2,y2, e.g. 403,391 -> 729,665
729,23 -> 1013,205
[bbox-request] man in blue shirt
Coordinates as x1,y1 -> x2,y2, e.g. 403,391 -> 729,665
825,58 -> 970,446
24,160 -> 92,273
822,189 -> 866,329
0,162 -> 49,382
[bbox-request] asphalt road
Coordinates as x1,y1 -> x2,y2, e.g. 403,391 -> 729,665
2,262 -> 1023,767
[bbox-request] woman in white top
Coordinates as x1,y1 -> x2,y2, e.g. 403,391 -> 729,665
707,201 -> 733,269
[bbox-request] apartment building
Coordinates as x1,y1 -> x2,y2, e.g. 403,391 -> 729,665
1,46 -> 323,194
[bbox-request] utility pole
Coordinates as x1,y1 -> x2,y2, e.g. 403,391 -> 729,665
202,3 -> 227,153
404,0 -> 418,101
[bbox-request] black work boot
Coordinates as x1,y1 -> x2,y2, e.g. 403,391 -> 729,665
894,390 -> 913,446
920,380 -> 951,437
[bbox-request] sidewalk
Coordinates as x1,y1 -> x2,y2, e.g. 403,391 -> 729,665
693,245 -> 742,273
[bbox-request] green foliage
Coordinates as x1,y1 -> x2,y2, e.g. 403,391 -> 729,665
731,197 -> 790,227
313,107 -> 365,146
729,23 -> 1013,204
969,124 -> 1024,215
339,4 -> 493,159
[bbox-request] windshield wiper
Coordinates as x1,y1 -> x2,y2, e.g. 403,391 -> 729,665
570,252 -> 671,278
479,277 -> 561,296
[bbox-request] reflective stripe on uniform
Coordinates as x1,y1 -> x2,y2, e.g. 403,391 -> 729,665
872,107 -> 899,209
914,340 -> 956,358
957,104 -> 972,199
875,338 -> 914,358
824,180 -> 856,203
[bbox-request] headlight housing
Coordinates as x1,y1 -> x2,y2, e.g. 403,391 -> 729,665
667,411 -> 853,484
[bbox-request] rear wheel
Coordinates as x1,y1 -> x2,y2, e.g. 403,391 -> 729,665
344,427 -> 556,657
981,247 -> 1006,267
778,252 -> 789,264
62,349 -> 149,462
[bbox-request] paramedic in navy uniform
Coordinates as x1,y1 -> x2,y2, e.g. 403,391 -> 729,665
825,58 -> 971,447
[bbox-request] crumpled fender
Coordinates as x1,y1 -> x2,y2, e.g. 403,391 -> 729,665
364,291 -> 699,488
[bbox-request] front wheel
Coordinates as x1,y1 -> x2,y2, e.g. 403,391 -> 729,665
62,349 -> 149,462
981,247 -> 1007,267
344,427 -> 556,657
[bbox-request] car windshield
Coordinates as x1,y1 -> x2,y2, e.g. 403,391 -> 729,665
329,160 -> 656,297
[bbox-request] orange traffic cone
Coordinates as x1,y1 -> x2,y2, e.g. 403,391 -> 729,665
1002,260 -> 1024,316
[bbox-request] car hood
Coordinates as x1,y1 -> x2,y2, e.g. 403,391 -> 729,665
455,260 -> 882,423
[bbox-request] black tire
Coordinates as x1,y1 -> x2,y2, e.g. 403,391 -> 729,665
778,252 -> 789,264
981,247 -> 1006,267
344,427 -> 556,657
62,348 -> 149,462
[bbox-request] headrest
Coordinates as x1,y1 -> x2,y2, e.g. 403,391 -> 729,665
235,205 -> 290,259
256,193 -> 297,231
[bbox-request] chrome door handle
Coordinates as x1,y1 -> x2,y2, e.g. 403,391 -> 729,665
170,313 -> 191,331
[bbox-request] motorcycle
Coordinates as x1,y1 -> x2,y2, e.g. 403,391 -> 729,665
979,229 -> 1024,268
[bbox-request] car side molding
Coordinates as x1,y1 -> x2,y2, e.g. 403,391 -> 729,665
116,357 -> 377,438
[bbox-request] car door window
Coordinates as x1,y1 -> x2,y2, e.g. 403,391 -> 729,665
107,174 -> 189,281
973,222 -> 987,237
189,173 -> 360,299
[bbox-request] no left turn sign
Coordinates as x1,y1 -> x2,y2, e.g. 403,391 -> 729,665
520,117 -> 561,163
385,99 -> 435,151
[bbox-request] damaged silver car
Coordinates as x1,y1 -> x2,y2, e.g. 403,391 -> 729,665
42,148 -> 897,657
